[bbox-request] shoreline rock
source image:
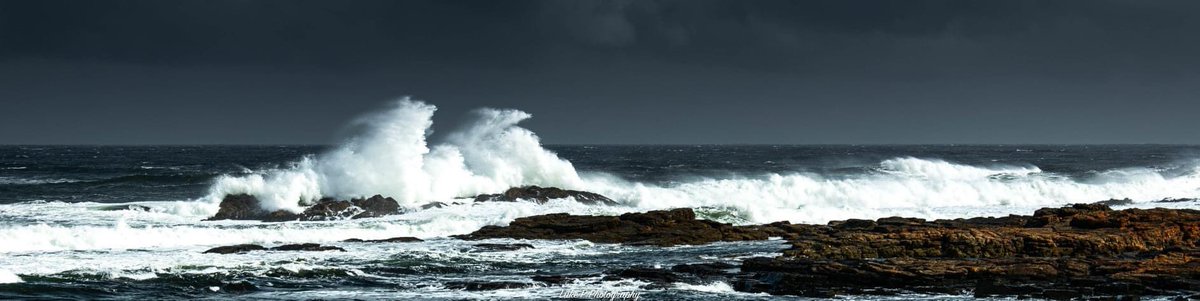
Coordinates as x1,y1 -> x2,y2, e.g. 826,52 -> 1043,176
473,203 -> 1200,299
730,204 -> 1200,298
205,194 -> 403,222
205,186 -> 615,222
472,186 -> 617,206
202,243 -> 345,254
342,237 -> 423,243
453,208 -> 767,246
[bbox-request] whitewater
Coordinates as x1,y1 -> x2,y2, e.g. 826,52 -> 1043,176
1,98 -> 1199,299
201,98 -> 1200,223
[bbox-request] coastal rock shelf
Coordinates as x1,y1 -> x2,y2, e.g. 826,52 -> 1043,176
201,187 -> 1200,299
730,203 -> 1200,299
469,203 -> 1200,299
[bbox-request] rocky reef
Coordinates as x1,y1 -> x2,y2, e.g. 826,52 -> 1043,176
201,187 -> 1200,299
206,186 -> 616,222
726,203 -> 1200,298
463,203 -> 1200,299
454,208 -> 766,246
205,194 -> 403,222
471,185 -> 617,206
203,243 -> 346,254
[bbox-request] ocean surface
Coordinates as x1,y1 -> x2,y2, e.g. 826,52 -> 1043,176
2,101 -> 1200,300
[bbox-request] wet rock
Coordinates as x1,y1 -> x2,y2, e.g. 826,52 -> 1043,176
349,195 -> 401,218
420,202 -> 449,209
206,194 -> 403,222
454,208 -> 767,246
269,243 -> 346,252
205,194 -> 302,222
1096,198 -> 1135,206
472,186 -> 617,206
443,281 -> 534,291
203,244 -> 267,254
730,204 -> 1200,298
342,237 -> 423,243
97,204 -> 152,212
301,195 -> 401,220
1157,197 -> 1197,203
299,198 -> 359,220
468,243 -> 535,252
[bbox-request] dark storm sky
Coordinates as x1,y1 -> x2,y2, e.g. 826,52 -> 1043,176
1,0 -> 1198,145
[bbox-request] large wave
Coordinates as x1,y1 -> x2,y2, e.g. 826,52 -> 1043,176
202,98 -> 1200,224
204,99 -> 585,213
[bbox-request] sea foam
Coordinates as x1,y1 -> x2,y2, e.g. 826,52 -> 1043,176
205,99 -> 583,213
0,269 -> 21,284
201,98 -> 1200,225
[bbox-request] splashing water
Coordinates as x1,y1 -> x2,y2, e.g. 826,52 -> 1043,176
204,98 -> 584,213
200,98 -> 1200,225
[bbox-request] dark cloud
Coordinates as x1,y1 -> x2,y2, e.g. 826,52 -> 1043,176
1,0 -> 1198,144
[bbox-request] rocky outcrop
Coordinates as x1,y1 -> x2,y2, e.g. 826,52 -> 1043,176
342,237 -> 423,243
207,186 -> 614,221
203,244 -> 267,254
731,204 -> 1200,299
513,204 -> 1200,299
454,208 -> 767,246
468,243 -> 535,252
270,243 -> 346,252
472,186 -> 617,206
202,243 -> 345,254
205,194 -> 402,222
205,194 -> 301,222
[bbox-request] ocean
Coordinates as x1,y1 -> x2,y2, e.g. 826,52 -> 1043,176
2,100 -> 1199,300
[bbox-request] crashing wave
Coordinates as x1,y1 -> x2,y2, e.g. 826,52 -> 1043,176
200,98 -> 1200,225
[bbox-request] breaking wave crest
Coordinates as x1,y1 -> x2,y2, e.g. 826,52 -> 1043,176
204,99 -> 584,213
201,98 -> 1200,224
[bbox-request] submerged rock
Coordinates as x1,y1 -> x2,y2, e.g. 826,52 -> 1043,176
468,243 -> 535,252
96,204 -> 152,212
203,243 -> 345,254
343,237 -> 423,243
207,187 -> 612,221
472,186 -> 617,206
203,244 -> 267,254
270,243 -> 346,252
454,208 -> 767,246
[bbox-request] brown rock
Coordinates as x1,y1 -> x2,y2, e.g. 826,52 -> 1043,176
732,204 -> 1200,298
454,208 -> 767,246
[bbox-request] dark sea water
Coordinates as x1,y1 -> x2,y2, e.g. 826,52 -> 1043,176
4,144 -> 1199,205
2,144 -> 1199,300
